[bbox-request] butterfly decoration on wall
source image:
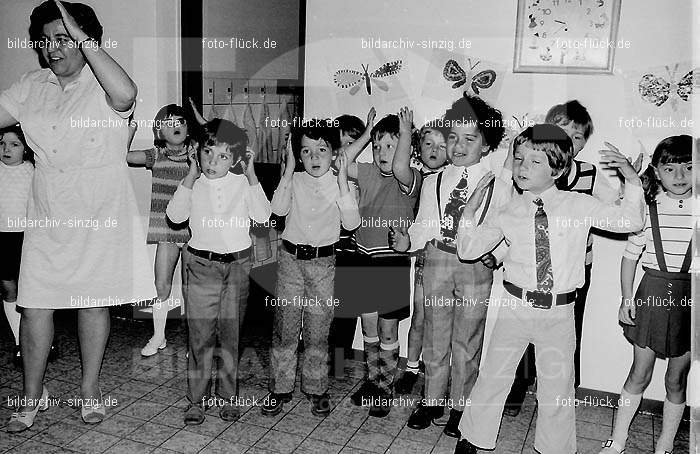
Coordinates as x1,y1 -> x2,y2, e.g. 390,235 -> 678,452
443,58 -> 497,94
638,64 -> 698,110
333,60 -> 403,95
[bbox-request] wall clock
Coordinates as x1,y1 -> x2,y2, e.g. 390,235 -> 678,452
514,0 -> 622,74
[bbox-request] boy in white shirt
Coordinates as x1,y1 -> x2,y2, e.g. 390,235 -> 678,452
166,119 -> 272,425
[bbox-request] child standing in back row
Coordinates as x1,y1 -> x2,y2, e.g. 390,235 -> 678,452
127,104 -> 197,357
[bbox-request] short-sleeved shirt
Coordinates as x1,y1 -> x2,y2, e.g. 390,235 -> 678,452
0,65 -> 156,308
355,162 -> 421,257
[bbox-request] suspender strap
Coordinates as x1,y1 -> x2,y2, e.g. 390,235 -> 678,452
648,202 -> 668,272
477,180 -> 495,226
436,171 -> 443,222
436,171 -> 494,226
680,240 -> 693,273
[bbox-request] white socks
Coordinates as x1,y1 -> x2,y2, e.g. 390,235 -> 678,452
151,299 -> 168,342
3,300 -> 20,345
406,360 -> 420,374
655,399 -> 685,453
611,388 -> 643,448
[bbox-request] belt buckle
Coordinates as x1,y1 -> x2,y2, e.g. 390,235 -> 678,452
296,244 -> 315,260
525,291 -> 552,309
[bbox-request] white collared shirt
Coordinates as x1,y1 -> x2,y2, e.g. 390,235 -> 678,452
272,170 -> 360,247
458,183 -> 645,293
167,173 -> 272,253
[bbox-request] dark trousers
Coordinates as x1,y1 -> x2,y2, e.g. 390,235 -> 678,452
506,263 -> 591,406
183,247 -> 251,404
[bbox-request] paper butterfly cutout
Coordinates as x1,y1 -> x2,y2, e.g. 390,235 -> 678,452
333,61 -> 402,95
638,64 -> 698,107
443,58 -> 496,94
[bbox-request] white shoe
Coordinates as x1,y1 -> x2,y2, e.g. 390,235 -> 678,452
600,439 -> 625,454
141,338 -> 166,357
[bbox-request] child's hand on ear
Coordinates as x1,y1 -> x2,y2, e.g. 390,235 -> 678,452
632,152 -> 644,174
282,144 -> 295,181
241,148 -> 258,184
182,149 -> 200,188
398,107 -> 413,139
389,226 -> 410,252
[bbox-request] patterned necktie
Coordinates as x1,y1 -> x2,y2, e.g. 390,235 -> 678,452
440,168 -> 469,246
534,198 -> 553,292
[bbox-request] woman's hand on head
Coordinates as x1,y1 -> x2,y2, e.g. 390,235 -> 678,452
53,0 -> 89,42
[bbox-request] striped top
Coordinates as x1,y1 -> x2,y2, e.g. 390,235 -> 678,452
562,160 -> 619,265
143,145 -> 195,244
623,192 -> 692,272
355,162 -> 420,257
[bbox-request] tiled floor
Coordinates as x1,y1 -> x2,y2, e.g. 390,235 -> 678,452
0,314 -> 689,453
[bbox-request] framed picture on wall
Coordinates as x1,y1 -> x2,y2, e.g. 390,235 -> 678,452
514,0 -> 622,74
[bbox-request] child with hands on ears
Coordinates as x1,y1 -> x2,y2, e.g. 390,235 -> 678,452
262,121 -> 360,418
166,119 -> 271,426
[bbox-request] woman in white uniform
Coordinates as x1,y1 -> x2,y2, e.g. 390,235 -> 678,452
0,0 -> 155,432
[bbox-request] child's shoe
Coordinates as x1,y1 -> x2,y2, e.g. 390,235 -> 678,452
261,392 -> 292,416
309,393 -> 331,417
599,439 -> 625,454
350,380 -> 380,406
454,439 -> 478,454
394,369 -> 420,394
443,408 -> 463,438
6,387 -> 50,433
407,403 -> 444,430
141,338 -> 166,357
368,390 -> 391,418
219,402 -> 239,422
184,403 -> 205,425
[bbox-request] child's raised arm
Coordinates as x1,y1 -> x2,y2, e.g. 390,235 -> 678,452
188,97 -> 208,126
339,107 -> 375,180
392,107 -> 416,190
271,146 -> 295,216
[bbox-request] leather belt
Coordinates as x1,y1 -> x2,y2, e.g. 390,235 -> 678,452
283,240 -> 336,260
431,239 -> 457,254
503,281 -> 576,309
187,245 -> 250,263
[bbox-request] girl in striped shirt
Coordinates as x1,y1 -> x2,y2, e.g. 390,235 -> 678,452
127,104 -> 197,357
601,135 -> 692,454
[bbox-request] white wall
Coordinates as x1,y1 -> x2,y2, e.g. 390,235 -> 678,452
303,0 -> 695,399
0,0 -> 183,307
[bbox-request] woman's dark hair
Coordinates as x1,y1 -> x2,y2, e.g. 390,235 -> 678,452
290,119 -> 340,170
641,135 -> 692,204
29,1 -> 103,67
153,104 -> 195,148
0,124 -> 35,165
443,93 -> 505,152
